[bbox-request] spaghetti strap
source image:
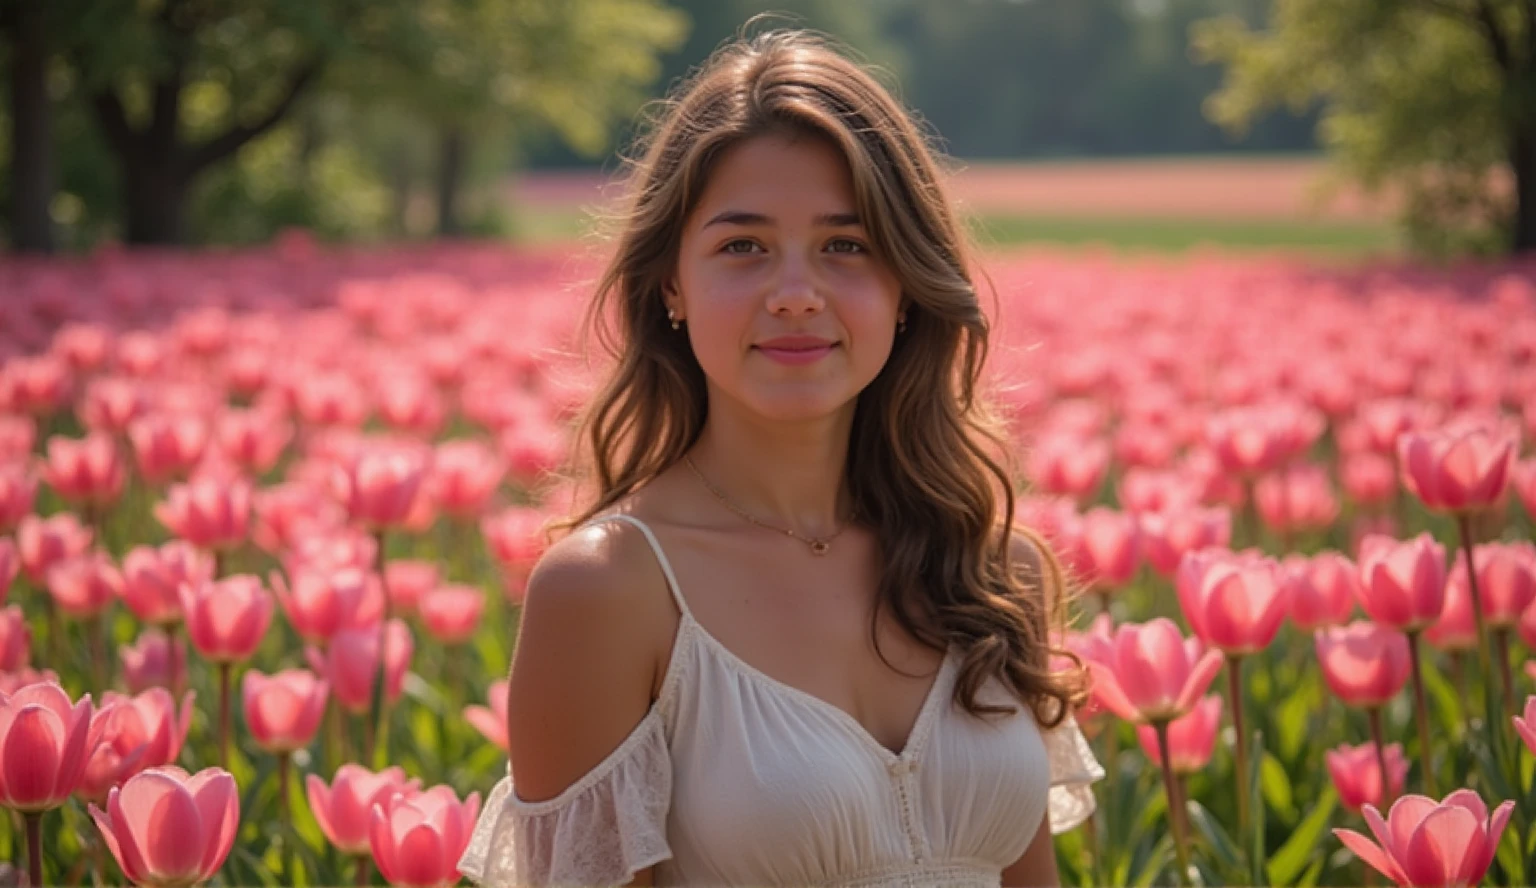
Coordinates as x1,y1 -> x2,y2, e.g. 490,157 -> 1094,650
585,513 -> 694,622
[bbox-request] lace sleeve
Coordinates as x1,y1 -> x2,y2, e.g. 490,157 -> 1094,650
457,707 -> 673,887
1041,713 -> 1104,834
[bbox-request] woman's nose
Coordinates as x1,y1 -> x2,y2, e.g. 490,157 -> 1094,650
764,263 -> 825,315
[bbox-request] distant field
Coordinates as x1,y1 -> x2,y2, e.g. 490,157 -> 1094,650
502,155 -> 1403,256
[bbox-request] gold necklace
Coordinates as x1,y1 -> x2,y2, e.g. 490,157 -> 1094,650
683,454 -> 849,555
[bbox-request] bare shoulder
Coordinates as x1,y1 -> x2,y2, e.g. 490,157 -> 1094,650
503,515 -> 677,804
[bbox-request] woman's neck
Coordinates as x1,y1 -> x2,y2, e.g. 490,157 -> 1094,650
686,407 -> 859,539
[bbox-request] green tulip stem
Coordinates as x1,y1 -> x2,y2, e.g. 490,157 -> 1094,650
1455,513 -> 1496,706
1153,719 -> 1190,887
1367,707 -> 1394,810
1405,630 -> 1436,797
1227,653 -> 1250,840
24,812 -> 42,888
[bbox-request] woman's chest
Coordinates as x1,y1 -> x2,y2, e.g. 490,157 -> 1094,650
661,659 -> 1053,885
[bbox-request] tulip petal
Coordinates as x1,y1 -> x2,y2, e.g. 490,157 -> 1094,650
1086,660 -> 1142,722
1400,805 -> 1479,888
90,802 -> 146,885
3,706 -> 65,808
1335,827 -> 1407,886
393,821 -> 449,887
1174,649 -> 1225,716
306,774 -> 341,848
1475,801 -> 1517,886
370,803 -> 401,884
187,768 -> 239,879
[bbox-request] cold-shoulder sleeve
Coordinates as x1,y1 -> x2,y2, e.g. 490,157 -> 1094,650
457,707 -> 673,887
1041,713 -> 1104,834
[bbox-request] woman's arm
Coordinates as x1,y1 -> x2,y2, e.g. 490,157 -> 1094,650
999,816 -> 1060,888
504,522 -> 672,884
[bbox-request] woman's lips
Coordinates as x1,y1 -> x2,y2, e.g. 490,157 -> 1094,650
754,343 -> 838,365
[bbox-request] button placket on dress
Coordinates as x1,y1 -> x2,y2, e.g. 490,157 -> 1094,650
887,757 -> 928,866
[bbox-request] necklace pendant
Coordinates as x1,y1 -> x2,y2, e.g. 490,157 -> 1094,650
809,539 -> 830,556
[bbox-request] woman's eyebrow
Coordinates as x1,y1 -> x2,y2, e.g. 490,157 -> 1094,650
700,210 -> 861,229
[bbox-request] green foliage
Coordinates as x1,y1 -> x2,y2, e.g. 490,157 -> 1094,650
1192,0 -> 1529,255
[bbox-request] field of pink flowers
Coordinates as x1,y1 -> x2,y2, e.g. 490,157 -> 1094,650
1,233 -> 1535,887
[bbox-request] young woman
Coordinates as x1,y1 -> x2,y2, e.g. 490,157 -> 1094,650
458,27 -> 1103,888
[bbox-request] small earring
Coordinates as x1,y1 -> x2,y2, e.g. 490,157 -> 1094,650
667,308 -> 681,330
896,315 -> 907,334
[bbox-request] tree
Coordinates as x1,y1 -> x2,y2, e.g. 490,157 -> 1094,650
3,0 -> 57,252
26,0 -> 682,247
1193,1 -> 1536,255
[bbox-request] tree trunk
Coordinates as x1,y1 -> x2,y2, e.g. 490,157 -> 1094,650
436,126 -> 466,237
6,1 -> 55,253
1511,126 -> 1536,253
121,158 -> 191,246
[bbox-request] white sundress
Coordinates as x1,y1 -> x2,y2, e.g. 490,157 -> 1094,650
459,513 -> 1104,887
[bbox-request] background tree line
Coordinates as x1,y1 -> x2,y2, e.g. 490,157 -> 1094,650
1,0 -> 1530,255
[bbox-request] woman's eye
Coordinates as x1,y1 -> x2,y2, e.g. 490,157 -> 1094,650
721,240 -> 761,255
827,238 -> 867,254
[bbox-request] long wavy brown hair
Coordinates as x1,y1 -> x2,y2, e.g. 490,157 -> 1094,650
547,25 -> 1087,728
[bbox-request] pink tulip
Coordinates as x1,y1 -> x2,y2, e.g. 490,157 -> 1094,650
179,575 -> 274,663
0,464 -> 36,533
126,413 -> 209,486
1427,566 -> 1479,652
383,560 -> 439,615
1512,695 -> 1536,757
464,679 -> 509,751
1451,542 -> 1536,628
1027,434 -> 1110,502
79,377 -> 149,433
1316,621 -> 1412,708
0,681 -> 95,811
272,566 -> 380,645
498,420 -> 567,487
294,371 -> 371,428
0,416 -> 35,463
1334,789 -> 1513,887
0,355 -> 71,415
39,432 -> 126,506
1285,552 -> 1359,632
368,784 -> 481,888
252,481 -> 345,553
306,764 -> 420,855
1071,507 -> 1141,589
119,541 -> 214,627
89,766 -> 239,888
1357,533 -> 1448,632
328,441 -> 431,529
1176,547 -> 1287,655
119,629 -> 187,695
0,606 -> 28,671
1398,425 -> 1518,514
1082,617 -> 1223,724
481,505 -> 549,599
1342,451 -> 1399,508
376,372 -> 445,436
428,439 -> 505,518
76,702 -> 151,805
46,550 -> 123,619
307,619 -> 413,713
1117,468 -> 1203,514
153,476 -> 252,550
241,668 -> 328,753
16,511 -> 93,583
1357,399 -> 1438,456
1204,401 -> 1322,476
1255,463 -> 1340,535
93,688 -> 194,773
418,584 -> 485,644
1137,506 -> 1232,577
51,323 -> 111,372
1134,694 -> 1221,775
214,408 -> 292,474
1326,742 -> 1408,813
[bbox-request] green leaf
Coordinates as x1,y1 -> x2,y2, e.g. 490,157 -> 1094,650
1186,800 -> 1242,878
1274,675 -> 1313,762
1248,729 -> 1267,888
1298,855 -> 1326,888
1267,786 -> 1337,886
1260,751 -> 1296,823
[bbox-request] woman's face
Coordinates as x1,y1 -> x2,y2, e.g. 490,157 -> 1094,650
668,131 -> 904,424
